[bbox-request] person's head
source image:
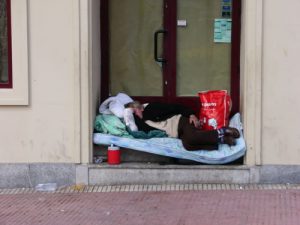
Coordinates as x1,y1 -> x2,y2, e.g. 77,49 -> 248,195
125,101 -> 144,119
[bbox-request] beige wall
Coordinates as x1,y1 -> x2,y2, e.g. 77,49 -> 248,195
240,0 -> 263,166
1,0 -> 300,165
0,0 -> 99,164
261,0 -> 300,164
0,0 -> 84,163
241,0 -> 300,165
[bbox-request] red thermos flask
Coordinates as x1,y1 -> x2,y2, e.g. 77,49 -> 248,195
107,145 -> 121,165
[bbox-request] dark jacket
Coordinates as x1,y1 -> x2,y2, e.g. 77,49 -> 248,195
134,102 -> 195,132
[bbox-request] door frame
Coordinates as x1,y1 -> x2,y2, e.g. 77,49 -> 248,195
100,0 -> 241,114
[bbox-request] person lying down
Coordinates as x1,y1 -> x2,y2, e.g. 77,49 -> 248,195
125,101 -> 240,151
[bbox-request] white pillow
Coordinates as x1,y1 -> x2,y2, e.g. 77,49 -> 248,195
99,93 -> 134,118
109,100 -> 126,118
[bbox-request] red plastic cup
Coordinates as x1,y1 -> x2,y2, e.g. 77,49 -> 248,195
107,145 -> 121,165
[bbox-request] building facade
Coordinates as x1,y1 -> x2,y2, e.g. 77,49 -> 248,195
1,0 -> 300,188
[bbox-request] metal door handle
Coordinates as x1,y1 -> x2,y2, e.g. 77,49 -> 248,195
154,29 -> 167,63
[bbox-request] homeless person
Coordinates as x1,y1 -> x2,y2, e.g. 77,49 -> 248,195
125,101 -> 240,151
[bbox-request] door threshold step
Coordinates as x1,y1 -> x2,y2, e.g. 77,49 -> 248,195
89,162 -> 248,170
87,163 -> 253,185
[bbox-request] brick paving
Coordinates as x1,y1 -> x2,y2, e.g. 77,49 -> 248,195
1,188 -> 300,225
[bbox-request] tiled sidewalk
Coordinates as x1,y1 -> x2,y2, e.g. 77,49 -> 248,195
1,184 -> 300,225
2,183 -> 300,195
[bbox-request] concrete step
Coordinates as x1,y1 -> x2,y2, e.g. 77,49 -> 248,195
87,163 -> 254,185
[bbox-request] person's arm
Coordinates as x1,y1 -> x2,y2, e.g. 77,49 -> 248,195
168,103 -> 195,117
133,115 -> 158,133
142,102 -> 200,128
143,102 -> 195,120
189,114 -> 201,128
158,103 -> 201,128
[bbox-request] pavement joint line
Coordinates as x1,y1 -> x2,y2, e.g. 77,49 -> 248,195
120,185 -> 125,192
94,185 -> 100,192
101,185 -> 107,192
138,185 -> 142,192
1,184 -> 300,195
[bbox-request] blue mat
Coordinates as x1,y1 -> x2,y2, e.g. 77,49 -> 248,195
93,113 -> 246,164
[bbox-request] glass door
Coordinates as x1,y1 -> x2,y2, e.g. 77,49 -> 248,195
172,0 -> 240,113
177,0 -> 231,96
101,0 -> 240,113
102,0 -> 167,102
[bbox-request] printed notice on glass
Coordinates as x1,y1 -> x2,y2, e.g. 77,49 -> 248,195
214,18 -> 231,43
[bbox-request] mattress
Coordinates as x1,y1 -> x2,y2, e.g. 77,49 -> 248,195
93,113 -> 246,164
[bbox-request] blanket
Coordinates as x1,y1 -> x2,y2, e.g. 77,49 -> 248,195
93,113 -> 246,164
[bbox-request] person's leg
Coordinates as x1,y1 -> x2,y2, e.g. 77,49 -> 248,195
178,117 -> 219,150
218,127 -> 240,138
178,117 -> 238,151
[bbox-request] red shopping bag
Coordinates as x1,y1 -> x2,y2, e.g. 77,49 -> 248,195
198,90 -> 231,130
